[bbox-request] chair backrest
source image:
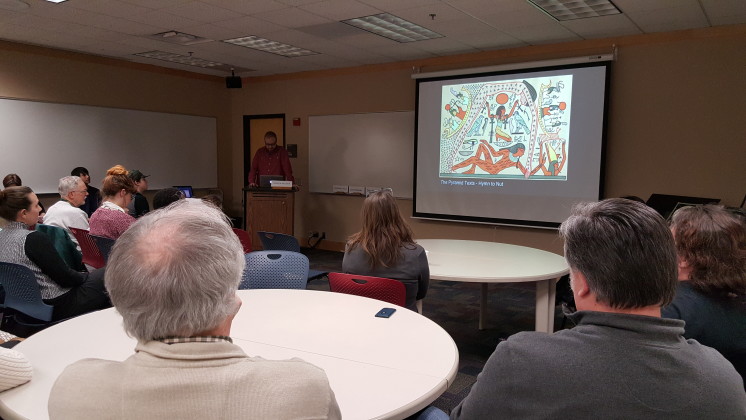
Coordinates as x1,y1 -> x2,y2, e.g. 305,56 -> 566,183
35,224 -> 83,270
0,262 -> 54,322
241,251 -> 308,290
328,272 -> 406,307
68,227 -> 105,269
257,231 -> 301,253
91,235 -> 116,262
232,228 -> 253,254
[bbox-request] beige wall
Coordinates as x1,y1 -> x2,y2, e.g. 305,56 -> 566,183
230,24 -> 746,253
3,25 -> 744,255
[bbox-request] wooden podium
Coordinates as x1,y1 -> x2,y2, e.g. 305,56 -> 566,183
243,187 -> 294,250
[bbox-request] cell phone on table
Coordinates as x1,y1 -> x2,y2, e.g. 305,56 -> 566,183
375,307 -> 396,318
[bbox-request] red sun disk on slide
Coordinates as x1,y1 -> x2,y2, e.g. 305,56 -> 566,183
496,93 -> 509,104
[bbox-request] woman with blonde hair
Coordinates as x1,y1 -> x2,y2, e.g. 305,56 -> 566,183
342,190 -> 429,310
0,186 -> 110,320
663,205 -> 746,385
89,165 -> 137,240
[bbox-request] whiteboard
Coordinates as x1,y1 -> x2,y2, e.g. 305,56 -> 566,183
0,98 -> 217,194
309,111 -> 414,199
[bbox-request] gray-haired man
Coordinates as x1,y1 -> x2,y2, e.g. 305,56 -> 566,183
451,198 -> 745,419
49,200 -> 340,419
43,176 -> 89,250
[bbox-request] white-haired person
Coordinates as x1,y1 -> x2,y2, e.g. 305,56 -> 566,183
49,200 -> 341,420
42,175 -> 89,250
663,205 -> 746,386
0,187 -> 110,320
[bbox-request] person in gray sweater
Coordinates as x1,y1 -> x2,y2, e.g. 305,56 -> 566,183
451,198 -> 746,419
342,189 -> 429,311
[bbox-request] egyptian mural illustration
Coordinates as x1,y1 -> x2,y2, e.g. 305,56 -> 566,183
440,76 -> 572,180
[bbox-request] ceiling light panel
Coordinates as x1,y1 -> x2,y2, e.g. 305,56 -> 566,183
223,36 -> 318,57
342,13 -> 443,43
133,50 -> 251,73
529,0 -> 621,21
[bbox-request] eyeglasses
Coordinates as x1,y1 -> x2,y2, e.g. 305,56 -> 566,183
73,190 -> 88,194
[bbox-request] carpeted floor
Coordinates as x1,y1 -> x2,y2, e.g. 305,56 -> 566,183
303,248 -> 569,414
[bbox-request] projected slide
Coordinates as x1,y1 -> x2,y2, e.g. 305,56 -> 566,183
440,76 -> 572,180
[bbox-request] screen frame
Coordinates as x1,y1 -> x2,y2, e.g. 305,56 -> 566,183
412,61 -> 611,229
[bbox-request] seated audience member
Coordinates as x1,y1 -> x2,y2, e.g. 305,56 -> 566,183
201,193 -> 222,209
43,176 -> 89,250
126,169 -> 150,218
89,165 -> 137,240
70,167 -> 101,217
2,173 -> 45,222
450,199 -> 746,419
342,190 -> 429,311
663,205 -> 746,385
2,174 -> 22,189
0,187 -> 110,321
48,200 -> 341,420
152,187 -> 184,210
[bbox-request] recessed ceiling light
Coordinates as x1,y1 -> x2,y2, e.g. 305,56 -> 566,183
223,36 -> 318,57
45,0 -> 67,3
133,51 -> 252,73
147,31 -> 213,46
342,13 -> 443,43
528,0 -> 621,21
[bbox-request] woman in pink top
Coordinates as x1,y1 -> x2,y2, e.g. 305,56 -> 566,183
89,165 -> 137,240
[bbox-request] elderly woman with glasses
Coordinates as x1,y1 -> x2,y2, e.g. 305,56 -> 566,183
0,186 -> 110,320
89,165 -> 138,240
342,190 -> 429,311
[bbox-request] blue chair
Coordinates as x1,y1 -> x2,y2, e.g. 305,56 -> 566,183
240,251 -> 309,290
0,262 -> 54,331
257,231 -> 327,281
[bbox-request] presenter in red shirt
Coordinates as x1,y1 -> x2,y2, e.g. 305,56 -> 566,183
247,131 -> 296,189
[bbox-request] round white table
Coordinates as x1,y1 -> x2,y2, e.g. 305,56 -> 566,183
0,289 -> 458,420
417,239 -> 569,332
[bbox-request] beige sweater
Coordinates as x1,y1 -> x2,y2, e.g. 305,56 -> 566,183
0,346 -> 32,392
48,340 -> 341,420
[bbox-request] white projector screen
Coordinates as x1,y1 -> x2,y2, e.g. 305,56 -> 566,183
414,61 -> 610,228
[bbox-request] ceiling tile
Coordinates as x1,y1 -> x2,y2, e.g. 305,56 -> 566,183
561,14 -> 642,39
625,5 -> 710,33
200,0 -> 288,15
213,15 -> 285,34
503,24 -> 582,45
126,9 -> 203,29
160,1 -> 240,23
299,0 -> 381,21
253,5 -> 332,28
67,0 -> 152,18
358,0 -> 440,12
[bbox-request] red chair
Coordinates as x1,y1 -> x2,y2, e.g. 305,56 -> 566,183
232,228 -> 252,254
69,227 -> 106,269
328,273 -> 406,307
